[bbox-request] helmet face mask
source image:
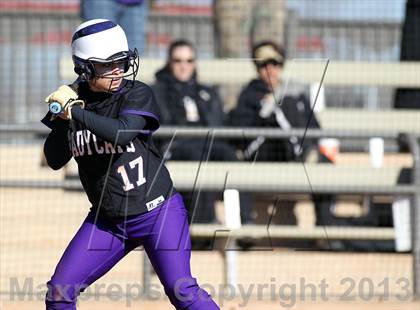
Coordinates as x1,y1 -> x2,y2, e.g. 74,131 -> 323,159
87,49 -> 139,80
71,19 -> 139,89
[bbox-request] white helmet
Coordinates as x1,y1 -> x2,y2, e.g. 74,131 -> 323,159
71,19 -> 139,80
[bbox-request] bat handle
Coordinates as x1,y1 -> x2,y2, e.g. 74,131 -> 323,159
49,102 -> 62,115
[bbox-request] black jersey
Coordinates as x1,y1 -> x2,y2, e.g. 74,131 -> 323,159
43,80 -> 176,218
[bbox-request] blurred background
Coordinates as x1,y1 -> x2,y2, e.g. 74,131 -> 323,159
0,0 -> 411,123
1,0 -> 420,309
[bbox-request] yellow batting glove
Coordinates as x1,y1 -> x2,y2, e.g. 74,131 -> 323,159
45,85 -> 84,120
45,85 -> 78,106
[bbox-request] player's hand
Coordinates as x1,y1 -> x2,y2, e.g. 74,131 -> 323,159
45,85 -> 78,106
45,85 -> 84,120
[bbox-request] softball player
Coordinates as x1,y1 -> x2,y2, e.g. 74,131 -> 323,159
42,19 -> 219,310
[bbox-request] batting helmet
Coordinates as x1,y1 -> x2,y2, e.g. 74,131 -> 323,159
71,19 -> 139,81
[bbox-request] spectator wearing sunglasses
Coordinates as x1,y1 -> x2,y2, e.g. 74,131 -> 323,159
230,41 -> 336,230
152,39 -> 253,226
230,40 -> 320,163
153,40 -> 226,130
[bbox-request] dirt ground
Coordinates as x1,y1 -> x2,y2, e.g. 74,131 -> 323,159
1,145 -> 417,310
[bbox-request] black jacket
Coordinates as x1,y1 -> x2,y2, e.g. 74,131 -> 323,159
151,67 -> 237,161
152,67 -> 225,127
230,78 -> 320,162
394,0 -> 420,109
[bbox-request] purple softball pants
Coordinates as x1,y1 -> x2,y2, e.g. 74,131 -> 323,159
45,193 -> 219,309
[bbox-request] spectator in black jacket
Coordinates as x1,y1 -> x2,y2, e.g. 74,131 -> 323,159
153,41 -> 225,129
231,41 -> 319,162
230,41 -> 335,230
152,39 -> 253,225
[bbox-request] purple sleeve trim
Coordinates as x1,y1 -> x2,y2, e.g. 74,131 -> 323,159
119,108 -> 160,132
120,109 -> 159,121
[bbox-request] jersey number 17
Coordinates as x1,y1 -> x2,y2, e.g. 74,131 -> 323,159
116,156 -> 146,191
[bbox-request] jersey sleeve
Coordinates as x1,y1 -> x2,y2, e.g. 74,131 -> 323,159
43,117 -> 72,170
120,83 -> 160,133
41,112 -> 54,129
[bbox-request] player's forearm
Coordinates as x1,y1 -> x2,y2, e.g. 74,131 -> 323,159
71,106 -> 147,145
43,120 -> 72,170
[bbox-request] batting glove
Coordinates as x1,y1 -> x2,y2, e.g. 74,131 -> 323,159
45,85 -> 85,120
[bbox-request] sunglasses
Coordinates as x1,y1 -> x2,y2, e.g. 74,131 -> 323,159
171,58 -> 195,64
256,59 -> 283,69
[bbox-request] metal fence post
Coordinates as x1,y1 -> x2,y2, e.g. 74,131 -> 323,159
407,134 -> 420,300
